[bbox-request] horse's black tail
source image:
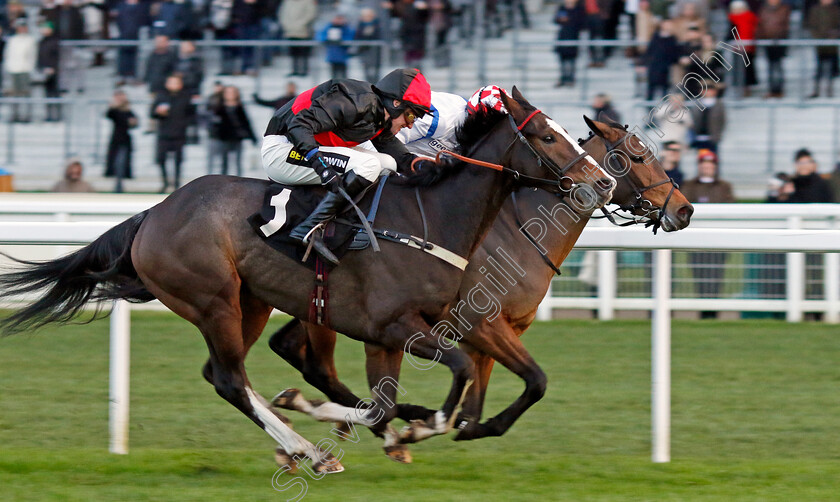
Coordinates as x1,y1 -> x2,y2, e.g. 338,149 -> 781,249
0,211 -> 155,336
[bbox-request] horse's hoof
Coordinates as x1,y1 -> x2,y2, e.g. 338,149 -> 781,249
312,453 -> 344,474
272,389 -> 301,410
398,419 -> 425,444
383,444 -> 413,464
333,420 -> 351,440
275,447 -> 299,475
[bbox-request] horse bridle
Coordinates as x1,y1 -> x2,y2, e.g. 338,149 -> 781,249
594,132 -> 678,235
437,109 -> 594,195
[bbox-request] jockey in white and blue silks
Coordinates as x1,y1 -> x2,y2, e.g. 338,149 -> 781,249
360,85 -> 509,158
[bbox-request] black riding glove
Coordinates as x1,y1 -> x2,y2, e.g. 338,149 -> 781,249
306,148 -> 342,192
412,155 -> 458,173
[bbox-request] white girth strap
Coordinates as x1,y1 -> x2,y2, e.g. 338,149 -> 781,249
399,236 -> 469,270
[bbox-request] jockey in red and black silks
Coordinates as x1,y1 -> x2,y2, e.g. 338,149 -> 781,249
261,68 -> 433,265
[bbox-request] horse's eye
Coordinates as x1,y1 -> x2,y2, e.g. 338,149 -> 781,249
542,135 -> 555,144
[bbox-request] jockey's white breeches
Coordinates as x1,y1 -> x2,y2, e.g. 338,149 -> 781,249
262,135 -> 397,185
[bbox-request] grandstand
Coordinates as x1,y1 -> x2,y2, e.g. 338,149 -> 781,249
0,1 -> 838,198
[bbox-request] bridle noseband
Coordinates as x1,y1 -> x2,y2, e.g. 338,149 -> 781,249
595,133 -> 678,235
436,109 -> 597,195
501,112 -> 592,193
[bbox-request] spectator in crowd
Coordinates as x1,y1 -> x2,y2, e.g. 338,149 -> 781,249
52,158 -> 95,192
143,34 -> 177,132
757,0 -> 791,98
0,26 -> 5,97
554,0 -> 586,87
319,13 -> 355,80
232,0 -> 261,75
3,19 -> 36,123
659,140 -> 685,186
393,0 -> 430,69
584,0 -> 608,67
210,0 -> 237,75
208,85 -> 256,176
766,172 -> 792,203
257,0 -> 281,66
151,74 -> 194,192
633,0 -> 657,52
829,160 -> 840,202
672,1 -> 706,41
429,0 -> 453,67
104,89 -> 138,191
81,0 -> 109,66
683,33 -> 728,97
591,92 -> 621,123
144,34 -> 177,95
280,0 -> 317,77
153,0 -> 191,39
806,0 -> 840,98
645,19 -> 682,101
603,0 -> 622,57
252,81 -> 297,110
682,149 -> 735,203
206,80 -> 225,173
690,85 -> 726,157
786,148 -> 834,203
653,94 -> 693,147
176,40 -> 203,97
674,24 -> 702,86
583,0 -> 615,68
728,0 -> 758,97
356,7 -> 382,82
41,0 -> 84,39
631,0 -> 656,96
681,149 -> 734,319
175,40 -> 203,143
5,0 -> 28,30
37,21 -> 61,122
115,0 -> 150,86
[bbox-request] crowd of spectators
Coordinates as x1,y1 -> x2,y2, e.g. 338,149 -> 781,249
554,0 -> 840,100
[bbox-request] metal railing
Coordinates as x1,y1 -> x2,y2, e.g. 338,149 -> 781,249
542,204 -> 840,323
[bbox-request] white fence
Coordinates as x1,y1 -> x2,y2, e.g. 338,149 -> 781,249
3,195 -> 840,462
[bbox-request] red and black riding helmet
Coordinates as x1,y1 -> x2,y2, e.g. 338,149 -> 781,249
372,68 -> 432,120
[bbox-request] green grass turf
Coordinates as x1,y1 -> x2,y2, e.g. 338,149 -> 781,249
1,313 -> 839,500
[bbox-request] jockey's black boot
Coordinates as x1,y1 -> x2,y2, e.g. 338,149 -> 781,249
342,171 -> 373,198
288,190 -> 345,265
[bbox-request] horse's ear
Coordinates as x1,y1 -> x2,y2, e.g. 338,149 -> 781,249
510,86 -> 536,110
500,88 -> 524,117
584,115 -> 609,139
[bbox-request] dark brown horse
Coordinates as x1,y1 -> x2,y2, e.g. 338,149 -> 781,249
0,89 -> 616,473
266,117 -> 693,457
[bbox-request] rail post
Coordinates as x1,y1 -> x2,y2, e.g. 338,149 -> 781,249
109,299 -> 131,454
652,248 -> 671,463
786,216 -> 805,322
597,249 -> 617,320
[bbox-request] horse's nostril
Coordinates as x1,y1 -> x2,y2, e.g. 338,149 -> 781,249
676,204 -> 694,222
596,178 -> 615,192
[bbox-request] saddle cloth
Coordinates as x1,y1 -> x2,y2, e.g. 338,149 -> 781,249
247,177 -> 386,269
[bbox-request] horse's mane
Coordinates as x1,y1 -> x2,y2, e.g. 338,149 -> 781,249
396,107 -> 509,187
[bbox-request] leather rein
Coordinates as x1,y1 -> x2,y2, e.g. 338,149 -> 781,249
433,110 -> 588,194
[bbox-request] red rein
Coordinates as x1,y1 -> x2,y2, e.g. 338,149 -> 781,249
420,109 -> 543,173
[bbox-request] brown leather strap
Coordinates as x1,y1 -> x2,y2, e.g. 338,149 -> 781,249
435,150 -> 504,171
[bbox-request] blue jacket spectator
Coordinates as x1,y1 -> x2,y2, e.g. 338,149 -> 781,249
319,14 -> 355,79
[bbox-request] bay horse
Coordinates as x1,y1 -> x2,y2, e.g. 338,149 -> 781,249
266,117 -> 693,459
0,88 -> 617,473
